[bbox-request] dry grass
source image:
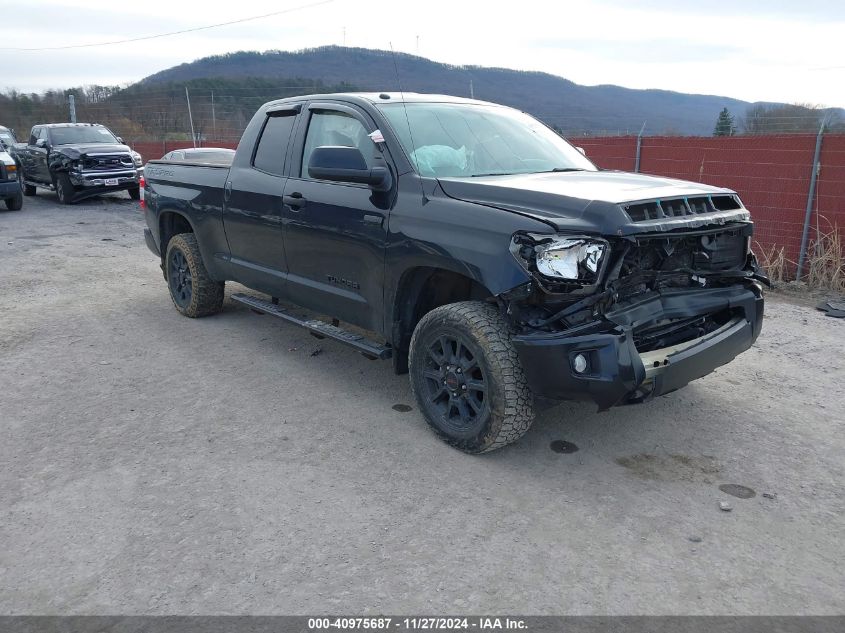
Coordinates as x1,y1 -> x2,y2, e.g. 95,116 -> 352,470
806,224 -> 845,293
755,242 -> 790,285
756,222 -> 845,293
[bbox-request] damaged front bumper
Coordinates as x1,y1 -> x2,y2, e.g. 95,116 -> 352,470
512,284 -> 764,410
68,169 -> 140,189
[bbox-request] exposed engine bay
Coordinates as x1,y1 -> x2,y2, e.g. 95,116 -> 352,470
506,220 -> 768,354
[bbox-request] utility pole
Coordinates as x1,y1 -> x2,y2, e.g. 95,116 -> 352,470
634,121 -> 646,173
343,26 -> 346,46
185,86 -> 196,148
796,116 -> 827,280
68,94 -> 76,123
211,91 -> 216,141
416,35 -> 419,55
469,79 -> 474,99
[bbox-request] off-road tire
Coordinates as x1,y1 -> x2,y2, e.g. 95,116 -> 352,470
55,172 -> 75,205
409,301 -> 535,453
4,192 -> 23,210
165,232 -> 224,318
127,186 -> 140,200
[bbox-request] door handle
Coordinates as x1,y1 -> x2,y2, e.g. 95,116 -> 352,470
283,192 -> 306,210
224,180 -> 233,202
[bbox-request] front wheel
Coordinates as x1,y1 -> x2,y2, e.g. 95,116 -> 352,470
55,173 -> 75,205
165,233 -> 224,317
127,186 -> 140,200
21,166 -> 36,196
4,192 -> 23,210
409,301 -> 535,453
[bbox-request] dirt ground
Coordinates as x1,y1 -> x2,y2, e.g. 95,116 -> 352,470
0,193 -> 843,615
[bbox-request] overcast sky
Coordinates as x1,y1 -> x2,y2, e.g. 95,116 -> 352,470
3,0 -> 844,107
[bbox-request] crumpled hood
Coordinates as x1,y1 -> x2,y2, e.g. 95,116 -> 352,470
0,149 -> 14,166
437,170 -> 741,235
53,143 -> 132,158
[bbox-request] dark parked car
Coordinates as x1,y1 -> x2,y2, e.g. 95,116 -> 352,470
161,148 -> 235,165
12,123 -> 143,204
142,93 -> 766,453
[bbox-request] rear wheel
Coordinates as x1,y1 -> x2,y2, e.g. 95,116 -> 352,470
409,301 -> 535,453
4,192 -> 23,210
55,173 -> 75,205
165,233 -> 224,317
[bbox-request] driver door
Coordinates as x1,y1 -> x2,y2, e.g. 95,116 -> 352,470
281,102 -> 393,332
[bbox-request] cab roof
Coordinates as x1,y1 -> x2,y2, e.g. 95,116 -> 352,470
36,123 -> 106,128
263,92 -> 501,110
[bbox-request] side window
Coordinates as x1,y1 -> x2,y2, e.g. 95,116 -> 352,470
301,111 -> 372,178
252,113 -> 296,176
30,128 -> 41,145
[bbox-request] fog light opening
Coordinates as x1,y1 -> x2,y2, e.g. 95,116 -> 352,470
573,353 -> 588,374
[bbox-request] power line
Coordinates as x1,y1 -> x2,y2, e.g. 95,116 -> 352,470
0,0 -> 334,51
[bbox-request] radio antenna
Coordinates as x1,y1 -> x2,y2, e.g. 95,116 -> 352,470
389,42 -> 427,203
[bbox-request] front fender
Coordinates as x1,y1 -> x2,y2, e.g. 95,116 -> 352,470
48,150 -> 75,174
384,177 -> 555,333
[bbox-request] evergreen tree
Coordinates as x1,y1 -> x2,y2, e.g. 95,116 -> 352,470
713,107 -> 736,136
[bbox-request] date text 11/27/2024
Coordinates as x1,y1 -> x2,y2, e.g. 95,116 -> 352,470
307,617 -> 528,630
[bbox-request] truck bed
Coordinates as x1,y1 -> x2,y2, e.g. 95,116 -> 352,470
144,160 -> 230,191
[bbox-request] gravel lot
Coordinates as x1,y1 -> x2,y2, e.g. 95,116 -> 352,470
0,194 -> 843,615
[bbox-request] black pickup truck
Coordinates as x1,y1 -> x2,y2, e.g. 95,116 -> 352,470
142,93 -> 766,453
13,123 -> 143,204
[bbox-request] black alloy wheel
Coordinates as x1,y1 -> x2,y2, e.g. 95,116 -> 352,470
420,333 -> 489,437
168,247 -> 193,309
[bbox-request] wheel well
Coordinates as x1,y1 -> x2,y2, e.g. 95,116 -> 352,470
392,267 -> 493,373
159,211 -> 194,257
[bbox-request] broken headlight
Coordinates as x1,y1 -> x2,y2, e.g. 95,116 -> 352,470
535,237 -> 607,282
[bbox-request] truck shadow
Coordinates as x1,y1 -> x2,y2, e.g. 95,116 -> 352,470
217,291 -> 742,485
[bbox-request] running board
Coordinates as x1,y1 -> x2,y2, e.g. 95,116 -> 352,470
231,293 -> 392,360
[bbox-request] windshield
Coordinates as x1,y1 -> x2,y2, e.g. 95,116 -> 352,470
377,102 -> 596,178
49,126 -> 118,146
0,131 -> 14,148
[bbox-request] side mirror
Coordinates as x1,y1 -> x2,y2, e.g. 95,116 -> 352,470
576,146 -> 586,156
35,138 -> 48,149
308,146 -> 392,192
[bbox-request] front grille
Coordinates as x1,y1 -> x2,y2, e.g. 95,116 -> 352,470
82,154 -> 133,171
614,226 -> 750,302
626,227 -> 747,272
623,195 -> 740,222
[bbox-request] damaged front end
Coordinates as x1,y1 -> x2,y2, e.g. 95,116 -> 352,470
503,207 -> 767,410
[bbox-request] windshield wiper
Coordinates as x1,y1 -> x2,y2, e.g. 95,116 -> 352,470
470,167 -> 587,177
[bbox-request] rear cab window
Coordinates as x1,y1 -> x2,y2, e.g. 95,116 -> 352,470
252,112 -> 297,176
